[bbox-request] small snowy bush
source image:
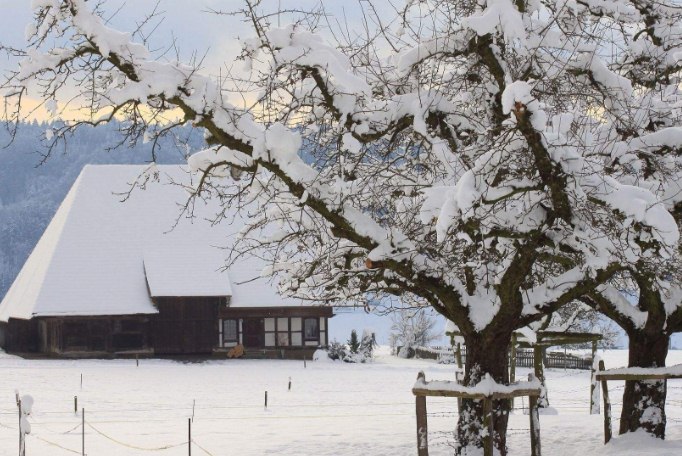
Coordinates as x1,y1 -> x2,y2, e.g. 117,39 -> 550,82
312,349 -> 332,362
327,340 -> 348,361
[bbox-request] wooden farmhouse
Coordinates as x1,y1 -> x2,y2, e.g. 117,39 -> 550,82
0,165 -> 332,358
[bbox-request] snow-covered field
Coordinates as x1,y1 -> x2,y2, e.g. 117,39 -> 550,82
1,349 -> 681,455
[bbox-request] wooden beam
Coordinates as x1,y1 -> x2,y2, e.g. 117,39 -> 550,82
412,387 -> 541,400
415,372 -> 429,456
590,342 -> 599,415
599,360 -> 612,444
596,373 -> 682,381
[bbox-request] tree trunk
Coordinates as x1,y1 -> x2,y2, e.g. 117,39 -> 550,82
619,330 -> 669,438
457,332 -> 512,455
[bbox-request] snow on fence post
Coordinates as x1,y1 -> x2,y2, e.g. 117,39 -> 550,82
528,374 -> 541,456
415,372 -> 429,456
16,394 -> 22,456
16,392 -> 32,456
590,354 -> 601,415
598,360 -> 612,443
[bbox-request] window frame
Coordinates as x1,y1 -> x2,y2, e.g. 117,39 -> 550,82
303,317 -> 319,342
222,318 -> 239,344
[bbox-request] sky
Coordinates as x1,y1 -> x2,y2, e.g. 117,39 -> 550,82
0,0 -> 402,120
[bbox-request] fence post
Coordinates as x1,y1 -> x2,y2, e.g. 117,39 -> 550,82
482,398 -> 494,456
82,408 -> 85,456
510,333 -> 517,409
590,353 -> 600,415
415,372 -> 429,456
455,343 -> 463,370
528,374 -> 541,456
17,396 -> 22,456
455,371 -> 463,412
534,346 -> 548,407
598,360 -> 612,443
188,417 -> 192,456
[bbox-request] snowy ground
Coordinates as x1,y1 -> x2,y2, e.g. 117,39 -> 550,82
1,349 -> 681,455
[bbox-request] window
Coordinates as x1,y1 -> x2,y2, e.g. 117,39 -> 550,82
304,318 -> 319,341
223,319 -> 238,343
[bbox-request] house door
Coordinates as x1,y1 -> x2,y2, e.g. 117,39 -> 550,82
242,318 -> 264,347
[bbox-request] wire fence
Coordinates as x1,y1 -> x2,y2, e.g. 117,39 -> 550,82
3,379 -> 681,456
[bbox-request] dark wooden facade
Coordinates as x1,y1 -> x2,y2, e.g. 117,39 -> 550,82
0,298 -> 333,358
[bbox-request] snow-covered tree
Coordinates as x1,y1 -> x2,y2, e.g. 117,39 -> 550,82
565,0 -> 682,439
389,309 -> 439,353
4,0 -> 680,452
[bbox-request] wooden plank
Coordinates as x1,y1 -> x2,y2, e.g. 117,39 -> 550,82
595,373 -> 682,381
411,387 -> 541,399
483,398 -> 493,456
415,372 -> 429,456
599,360 -> 612,444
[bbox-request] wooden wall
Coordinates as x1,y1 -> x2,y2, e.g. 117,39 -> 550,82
151,297 -> 221,354
4,318 -> 38,353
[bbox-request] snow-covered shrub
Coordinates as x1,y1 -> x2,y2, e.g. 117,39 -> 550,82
397,346 -> 415,359
326,340 -> 348,361
359,329 -> 377,358
312,349 -> 332,362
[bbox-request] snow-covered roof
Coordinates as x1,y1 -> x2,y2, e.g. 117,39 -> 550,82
0,164 -> 304,321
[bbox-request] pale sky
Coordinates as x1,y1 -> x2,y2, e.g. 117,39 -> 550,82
0,0 -> 401,120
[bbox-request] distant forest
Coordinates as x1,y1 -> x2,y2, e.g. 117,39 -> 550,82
0,121 -> 206,299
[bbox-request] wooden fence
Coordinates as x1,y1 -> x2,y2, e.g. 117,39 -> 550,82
412,371 -> 542,456
413,346 -> 593,370
594,361 -> 682,443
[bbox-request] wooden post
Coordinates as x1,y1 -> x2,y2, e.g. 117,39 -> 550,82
17,397 -> 22,456
288,377 -> 292,391
482,398 -> 494,456
188,417 -> 191,456
599,360 -> 612,444
264,391 -> 268,409
510,333 -> 517,409
528,374 -> 541,456
455,343 -> 463,370
80,373 -> 83,391
82,408 -> 85,456
74,396 -> 78,414
136,354 -> 139,367
534,346 -> 548,407
455,371 -> 462,412
590,350 -> 600,415
415,372 -> 428,456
